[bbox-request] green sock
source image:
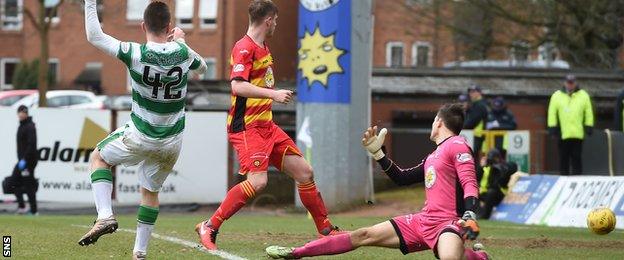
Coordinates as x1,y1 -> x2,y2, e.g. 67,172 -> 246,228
91,168 -> 113,219
134,205 -> 159,253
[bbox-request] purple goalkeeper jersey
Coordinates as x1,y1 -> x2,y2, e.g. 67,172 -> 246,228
421,135 -> 479,219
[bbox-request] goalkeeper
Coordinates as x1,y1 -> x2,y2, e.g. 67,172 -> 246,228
266,104 -> 488,260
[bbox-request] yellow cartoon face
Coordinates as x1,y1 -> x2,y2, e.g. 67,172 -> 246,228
298,26 -> 346,87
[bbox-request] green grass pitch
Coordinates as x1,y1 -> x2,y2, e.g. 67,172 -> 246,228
2,189 -> 623,259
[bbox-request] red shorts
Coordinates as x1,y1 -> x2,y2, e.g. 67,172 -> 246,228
229,122 -> 302,174
389,212 -> 464,256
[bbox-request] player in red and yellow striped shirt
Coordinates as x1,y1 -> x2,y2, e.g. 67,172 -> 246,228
195,0 -> 343,250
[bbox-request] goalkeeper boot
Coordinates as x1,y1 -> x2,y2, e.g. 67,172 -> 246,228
319,225 -> 347,238
78,216 -> 118,246
266,245 -> 296,259
195,220 -> 218,250
132,251 -> 147,260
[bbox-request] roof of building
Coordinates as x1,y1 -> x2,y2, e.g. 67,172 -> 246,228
371,67 -> 624,98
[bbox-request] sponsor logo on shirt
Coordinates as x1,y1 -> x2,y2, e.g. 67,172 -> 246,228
425,166 -> 436,188
456,153 -> 472,163
265,67 -> 275,87
239,49 -> 250,55
233,64 -> 245,72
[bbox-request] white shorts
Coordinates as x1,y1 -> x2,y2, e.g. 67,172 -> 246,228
97,122 -> 183,192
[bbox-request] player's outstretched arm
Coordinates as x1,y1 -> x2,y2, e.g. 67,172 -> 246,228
231,80 -> 293,104
84,0 -> 120,57
188,47 -> 208,75
170,27 -> 209,76
453,142 -> 481,239
362,126 -> 425,186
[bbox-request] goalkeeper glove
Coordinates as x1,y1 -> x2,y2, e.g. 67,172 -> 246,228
361,126 -> 387,161
459,211 -> 480,240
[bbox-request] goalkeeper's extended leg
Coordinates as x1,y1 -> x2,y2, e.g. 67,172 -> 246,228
437,232 -> 489,260
266,221 -> 399,259
78,150 -> 117,246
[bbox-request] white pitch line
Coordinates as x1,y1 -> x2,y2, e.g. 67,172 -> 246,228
72,225 -> 246,260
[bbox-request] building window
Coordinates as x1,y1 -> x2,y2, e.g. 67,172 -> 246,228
201,57 -> 216,80
2,0 -> 22,30
126,0 -> 149,21
1,58 -> 19,89
510,40 -> 530,64
44,0 -> 60,24
412,41 -> 431,67
48,58 -> 59,85
386,42 -> 404,68
199,0 -> 218,29
176,0 -> 194,28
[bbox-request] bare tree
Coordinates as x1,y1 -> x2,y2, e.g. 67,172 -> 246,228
23,0 -> 65,107
406,0 -> 624,69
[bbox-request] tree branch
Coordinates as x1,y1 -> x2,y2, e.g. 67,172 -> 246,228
23,7 -> 41,32
474,0 -> 551,27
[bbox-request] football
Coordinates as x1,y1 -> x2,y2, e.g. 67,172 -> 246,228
587,207 -> 616,235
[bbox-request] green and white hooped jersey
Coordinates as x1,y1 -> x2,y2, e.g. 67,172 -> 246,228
117,41 -> 203,139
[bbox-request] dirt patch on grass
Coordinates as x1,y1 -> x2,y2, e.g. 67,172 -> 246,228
479,235 -> 624,249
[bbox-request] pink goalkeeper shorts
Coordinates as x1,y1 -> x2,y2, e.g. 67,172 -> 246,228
389,212 -> 464,256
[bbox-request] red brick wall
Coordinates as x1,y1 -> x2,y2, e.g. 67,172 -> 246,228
7,0 -> 298,94
373,0 -> 434,68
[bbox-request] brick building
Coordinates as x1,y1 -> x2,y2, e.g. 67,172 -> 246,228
1,1 -> 622,177
2,0 -> 616,93
0,0 -> 298,94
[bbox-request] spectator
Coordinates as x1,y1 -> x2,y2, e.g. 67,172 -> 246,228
615,89 -> 624,131
547,74 -> 594,175
458,93 -> 470,112
486,97 -> 517,131
13,105 -> 38,215
485,96 -> 517,157
477,149 -> 517,219
463,84 -> 489,159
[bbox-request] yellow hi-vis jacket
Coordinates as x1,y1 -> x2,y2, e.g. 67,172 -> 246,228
479,166 -> 509,195
547,88 -> 594,140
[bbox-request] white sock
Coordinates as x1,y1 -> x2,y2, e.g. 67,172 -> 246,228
92,182 -> 113,219
133,222 -> 154,254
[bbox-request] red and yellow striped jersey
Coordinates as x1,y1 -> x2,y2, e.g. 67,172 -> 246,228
228,35 -> 275,133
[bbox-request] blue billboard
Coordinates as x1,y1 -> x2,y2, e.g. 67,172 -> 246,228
297,0 -> 351,103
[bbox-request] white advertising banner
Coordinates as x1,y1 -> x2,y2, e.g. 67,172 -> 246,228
0,107 -> 110,202
115,111 -> 228,204
526,176 -> 624,229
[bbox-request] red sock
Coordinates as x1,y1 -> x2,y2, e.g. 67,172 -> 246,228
209,180 -> 255,229
292,233 -> 353,258
297,181 -> 332,233
464,248 -> 488,260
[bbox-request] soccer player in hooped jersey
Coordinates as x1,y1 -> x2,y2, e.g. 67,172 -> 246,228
78,1 -> 206,259
195,0 -> 342,250
266,104 -> 489,260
